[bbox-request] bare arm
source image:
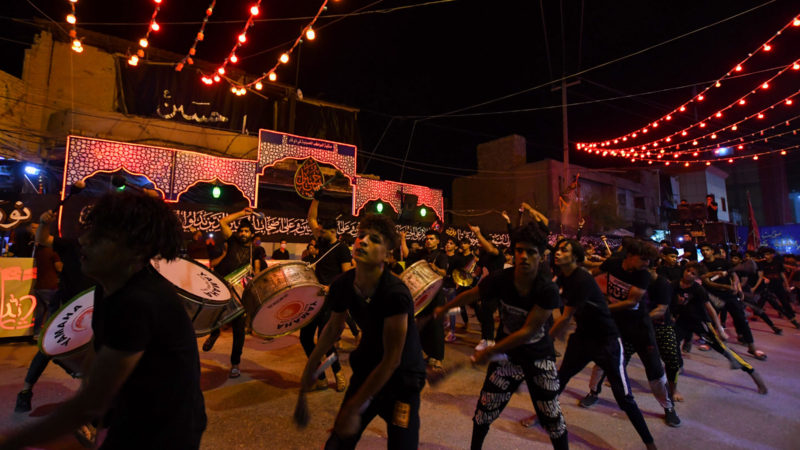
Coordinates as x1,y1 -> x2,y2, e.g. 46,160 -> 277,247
435,286 -> 481,319
475,306 -> 553,363
399,231 -> 409,259
35,210 -> 56,247
752,270 -> 766,291
521,202 -> 549,227
608,286 -> 646,311
0,347 -> 142,449
469,224 -> 499,256
649,304 -> 669,321
220,207 -> 252,240
549,305 -> 576,340
301,311 -> 347,391
307,199 -> 322,239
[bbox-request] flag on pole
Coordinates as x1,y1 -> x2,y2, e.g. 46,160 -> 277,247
746,191 -> 760,251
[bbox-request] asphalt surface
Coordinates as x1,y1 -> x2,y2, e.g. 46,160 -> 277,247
1,309 -> 799,449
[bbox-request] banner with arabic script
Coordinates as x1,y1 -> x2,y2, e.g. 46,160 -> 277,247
0,258 -> 37,338
259,130 -> 357,182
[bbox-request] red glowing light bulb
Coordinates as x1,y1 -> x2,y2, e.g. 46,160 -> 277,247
781,150 -> 787,155
739,99 -> 746,105
737,145 -> 743,150
728,159 -> 733,163
763,44 -> 772,51
666,137 -> 671,142
268,72 -> 277,81
679,106 -> 686,112
692,141 -> 698,146
735,65 -> 742,72
66,14 -> 76,24
684,162 -> 690,167
794,63 -> 800,70
230,54 -> 238,63
762,82 -> 769,89
698,95 -> 705,101
758,113 -> 764,119
280,53 -> 290,64
706,162 -> 711,166
213,75 -> 220,82
238,34 -> 247,43
666,115 -> 672,121
715,112 -> 722,118
699,123 -> 706,128
217,67 -> 225,75
693,152 -> 699,156
622,137 -> 627,141
250,5 -> 260,15
151,22 -> 160,31
794,18 -> 800,26
715,81 -> 721,88
665,162 -> 671,166
711,134 -> 717,139
787,99 -> 794,106
653,122 -> 659,128
681,131 -> 688,136
753,155 -> 759,160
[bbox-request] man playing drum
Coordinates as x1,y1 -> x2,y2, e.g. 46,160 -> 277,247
201,208 -> 258,378
302,192 -> 353,391
0,192 -> 206,449
299,214 -> 426,449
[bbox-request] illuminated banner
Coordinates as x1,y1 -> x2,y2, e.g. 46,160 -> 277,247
0,258 -> 37,338
258,129 -> 357,182
352,177 -> 444,221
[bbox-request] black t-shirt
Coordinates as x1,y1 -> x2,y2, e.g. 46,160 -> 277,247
558,267 -> 618,338
657,264 -> 683,283
478,267 -> 561,361
92,267 -> 206,448
314,239 -> 352,285
329,268 -> 426,382
479,251 -> 506,275
707,202 -> 719,221
758,259 -> 784,281
407,248 -> 448,271
671,281 -> 711,329
271,248 -> 290,260
682,242 -> 698,261
53,237 -> 95,303
645,275 -> 673,325
214,235 -> 252,278
702,258 -> 734,297
599,257 -> 651,319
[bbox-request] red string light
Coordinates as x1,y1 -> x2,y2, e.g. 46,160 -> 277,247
130,0 -> 164,65
66,0 -> 82,53
176,0 -> 216,72
202,1 -> 263,94
578,16 -> 800,150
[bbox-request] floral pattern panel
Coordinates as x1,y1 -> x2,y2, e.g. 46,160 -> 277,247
352,177 -> 444,220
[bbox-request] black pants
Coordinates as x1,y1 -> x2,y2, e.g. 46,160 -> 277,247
418,291 -> 445,361
674,320 -> 753,374
712,294 -> 754,344
207,314 -> 247,365
325,372 -> 424,450
477,297 -> 498,341
614,314 -> 665,382
471,358 -> 567,449
558,333 -> 654,445
758,283 -> 796,320
300,311 -> 342,378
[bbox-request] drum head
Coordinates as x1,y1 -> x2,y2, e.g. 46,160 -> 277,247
40,288 -> 95,357
151,258 -> 231,304
250,285 -> 325,338
413,279 -> 443,316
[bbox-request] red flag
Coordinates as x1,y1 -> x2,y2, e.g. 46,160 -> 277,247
746,191 -> 760,251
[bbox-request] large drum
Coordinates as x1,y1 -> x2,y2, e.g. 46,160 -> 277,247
400,260 -> 443,315
39,288 -> 95,378
241,262 -> 325,338
150,258 -> 243,336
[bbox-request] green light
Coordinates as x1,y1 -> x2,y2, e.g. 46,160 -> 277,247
116,185 -> 125,191
419,207 -> 427,217
376,202 -> 384,213
212,186 -> 221,199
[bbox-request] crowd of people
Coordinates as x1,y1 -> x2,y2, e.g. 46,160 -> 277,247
1,188 -> 798,449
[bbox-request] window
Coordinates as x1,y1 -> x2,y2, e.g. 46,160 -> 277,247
634,196 -> 645,210
721,197 -> 727,212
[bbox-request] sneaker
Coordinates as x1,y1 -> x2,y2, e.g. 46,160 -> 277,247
312,379 -> 329,391
578,392 -> 598,408
202,333 -> 219,352
335,372 -> 347,392
445,332 -> 457,343
474,339 -> 495,352
14,390 -> 32,413
229,366 -> 241,378
771,326 -> 783,335
664,408 -> 682,427
698,343 -> 711,351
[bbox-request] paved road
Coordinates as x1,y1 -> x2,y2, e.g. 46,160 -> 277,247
1,311 -> 798,449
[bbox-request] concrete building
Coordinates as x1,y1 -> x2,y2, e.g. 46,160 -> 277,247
451,135 -> 662,236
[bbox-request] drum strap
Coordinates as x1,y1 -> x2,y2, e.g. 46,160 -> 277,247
309,241 -> 343,270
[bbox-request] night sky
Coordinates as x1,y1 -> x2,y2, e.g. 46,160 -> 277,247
3,0 -> 799,194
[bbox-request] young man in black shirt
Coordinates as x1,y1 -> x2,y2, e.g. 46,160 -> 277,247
202,208 -> 258,378
699,243 -> 768,359
402,229 -> 449,373
580,240 -> 680,427
657,247 -> 683,282
672,263 -> 767,394
303,195 -> 353,391
436,222 -> 568,450
754,247 -> 799,328
469,224 -> 506,351
1,192 -> 207,449
271,240 -> 290,260
299,214 -> 425,449
526,239 -> 656,448
730,252 -> 782,334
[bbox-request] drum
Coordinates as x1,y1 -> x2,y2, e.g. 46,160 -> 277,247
150,258 -> 242,336
400,260 -> 443,315
241,262 -> 325,338
39,288 -> 95,378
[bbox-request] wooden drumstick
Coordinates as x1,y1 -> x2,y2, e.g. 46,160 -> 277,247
293,392 -> 310,428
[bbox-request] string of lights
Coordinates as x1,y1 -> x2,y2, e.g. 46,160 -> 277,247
582,89 -> 800,159
214,1 -> 329,95
65,0 -> 82,53
200,1 -> 263,89
128,0 -> 165,66
175,0 -> 215,72
580,65 -> 800,155
637,141 -> 800,167
578,14 -> 800,149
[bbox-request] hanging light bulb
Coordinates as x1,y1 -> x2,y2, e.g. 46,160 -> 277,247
781,150 -> 787,155
735,65 -> 743,72
218,67 -> 225,75
139,38 -> 149,48
732,125 -> 738,131
250,5 -> 260,15
280,53 -> 290,64
230,54 -> 238,63
151,22 -> 160,31
763,44 -> 772,51
787,99 -> 794,106
268,72 -> 277,81
66,14 -> 76,24
255,81 -> 263,90
128,55 -> 139,66
306,28 -> 316,40
698,95 -> 705,101
213,74 -> 221,82
238,34 -> 247,43
753,155 -> 759,160
762,82 -> 769,89
679,105 -> 686,112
